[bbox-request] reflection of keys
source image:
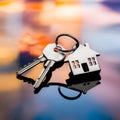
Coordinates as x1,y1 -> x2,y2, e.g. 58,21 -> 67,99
17,55 -> 46,75
34,43 -> 66,89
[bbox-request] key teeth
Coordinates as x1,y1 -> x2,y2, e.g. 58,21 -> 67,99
24,65 -> 27,67
28,62 -> 32,65
34,59 -> 37,61
17,58 -> 40,73
18,62 -> 31,71
19,65 -> 27,71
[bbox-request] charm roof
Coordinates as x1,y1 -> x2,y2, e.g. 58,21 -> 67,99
65,43 -> 100,61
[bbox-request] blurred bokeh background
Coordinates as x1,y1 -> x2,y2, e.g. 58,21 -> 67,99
0,0 -> 120,120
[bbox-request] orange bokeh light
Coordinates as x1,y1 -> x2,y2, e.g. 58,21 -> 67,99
19,32 -> 52,57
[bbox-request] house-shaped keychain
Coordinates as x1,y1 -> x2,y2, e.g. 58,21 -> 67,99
65,43 -> 101,94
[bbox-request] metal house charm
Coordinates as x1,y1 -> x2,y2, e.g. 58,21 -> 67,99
65,43 -> 100,75
65,43 -> 101,94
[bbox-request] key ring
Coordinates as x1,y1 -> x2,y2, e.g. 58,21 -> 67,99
55,34 -> 79,52
58,86 -> 82,100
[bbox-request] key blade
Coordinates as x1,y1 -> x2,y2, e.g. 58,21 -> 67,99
17,55 -> 46,75
34,60 -> 55,89
34,43 -> 66,89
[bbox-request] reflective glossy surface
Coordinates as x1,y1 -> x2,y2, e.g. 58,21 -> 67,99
0,0 -> 120,120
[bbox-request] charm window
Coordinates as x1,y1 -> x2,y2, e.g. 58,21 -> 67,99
88,57 -> 97,66
72,60 -> 80,69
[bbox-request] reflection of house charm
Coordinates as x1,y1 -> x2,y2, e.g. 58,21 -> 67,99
65,43 -> 100,75
68,80 -> 100,93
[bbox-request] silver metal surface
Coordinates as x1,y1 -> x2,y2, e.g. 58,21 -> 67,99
34,60 -> 55,88
34,43 -> 66,89
17,55 -> 46,75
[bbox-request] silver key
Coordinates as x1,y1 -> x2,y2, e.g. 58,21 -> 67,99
34,43 -> 66,89
17,55 -> 46,75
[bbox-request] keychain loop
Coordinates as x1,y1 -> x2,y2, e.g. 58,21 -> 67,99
55,34 -> 79,53
58,86 -> 82,100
